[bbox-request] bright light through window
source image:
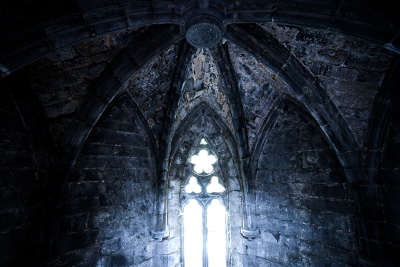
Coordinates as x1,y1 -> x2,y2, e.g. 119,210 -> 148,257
207,199 -> 226,267
184,199 -> 203,267
190,149 -> 217,174
185,176 -> 202,194
183,143 -> 227,267
206,176 -> 225,193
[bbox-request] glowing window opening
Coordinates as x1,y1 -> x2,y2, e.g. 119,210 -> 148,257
207,199 -> 226,267
184,199 -> 203,267
185,176 -> 202,194
190,149 -> 217,174
183,142 -> 227,267
206,176 -> 225,193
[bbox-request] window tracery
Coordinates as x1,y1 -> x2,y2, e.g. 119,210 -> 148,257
182,137 -> 227,267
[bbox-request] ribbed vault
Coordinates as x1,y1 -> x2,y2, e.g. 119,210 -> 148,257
1,1 -> 400,266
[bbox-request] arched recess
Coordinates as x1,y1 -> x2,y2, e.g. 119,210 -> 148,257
1,71 -> 53,191
58,93 -> 159,266
253,95 -> 351,178
57,24 -> 182,190
42,25 -> 183,262
224,27 -> 378,253
166,102 -> 245,266
170,102 -> 239,180
118,94 -> 159,174
252,95 -> 350,191
251,97 -> 359,266
252,93 -> 399,264
1,1 -> 399,76
225,23 -> 363,185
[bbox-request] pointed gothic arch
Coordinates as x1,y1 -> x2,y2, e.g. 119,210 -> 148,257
170,102 -> 238,172
49,93 -> 159,260
59,25 -> 182,182
225,23 -> 364,185
167,102 -> 239,266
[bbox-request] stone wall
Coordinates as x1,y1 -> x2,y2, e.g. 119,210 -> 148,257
248,104 -> 359,266
0,87 -> 42,265
58,97 -> 157,266
27,29 -> 141,144
380,110 -> 400,263
260,24 -> 396,145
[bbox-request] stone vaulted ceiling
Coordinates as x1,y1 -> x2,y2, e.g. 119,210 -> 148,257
1,0 -> 400,265
0,0 -> 398,152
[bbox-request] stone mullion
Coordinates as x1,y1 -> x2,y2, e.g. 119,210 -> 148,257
209,44 -> 258,238
151,40 -> 195,240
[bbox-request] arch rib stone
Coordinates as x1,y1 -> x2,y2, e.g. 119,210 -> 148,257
225,24 -> 393,265
43,93 -> 160,263
40,25 -> 183,262
251,97 -> 285,180
1,1 -> 399,77
224,23 -> 363,184
151,40 -> 196,240
59,25 -> 183,180
209,44 -> 258,238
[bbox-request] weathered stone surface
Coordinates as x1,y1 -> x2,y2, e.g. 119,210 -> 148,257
1,2 -> 399,266
127,43 -> 179,144
260,23 -> 397,145
228,43 -> 289,152
252,105 -> 358,266
58,99 -> 157,266
174,48 -> 235,136
26,29 -> 142,144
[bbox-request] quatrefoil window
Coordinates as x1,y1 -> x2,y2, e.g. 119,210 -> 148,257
190,149 -> 217,174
